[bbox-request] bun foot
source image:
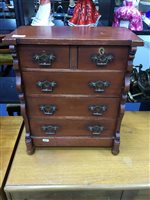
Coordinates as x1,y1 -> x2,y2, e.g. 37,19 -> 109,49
26,146 -> 35,155
112,132 -> 120,155
112,147 -> 120,155
25,134 -> 35,155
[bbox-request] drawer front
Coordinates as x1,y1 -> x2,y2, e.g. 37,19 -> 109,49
27,97 -> 120,118
78,46 -> 129,70
32,137 -> 113,147
22,71 -> 124,97
29,118 -> 116,137
18,45 -> 69,69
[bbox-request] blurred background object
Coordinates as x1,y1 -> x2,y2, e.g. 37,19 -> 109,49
128,64 -> 150,102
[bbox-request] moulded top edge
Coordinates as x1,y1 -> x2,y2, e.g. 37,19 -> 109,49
2,26 -> 144,47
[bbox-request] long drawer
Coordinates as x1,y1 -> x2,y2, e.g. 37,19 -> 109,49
29,118 -> 117,137
26,96 -> 120,118
22,71 -> 124,97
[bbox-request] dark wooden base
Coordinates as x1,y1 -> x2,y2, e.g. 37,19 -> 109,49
26,146 -> 35,155
25,135 -> 121,155
112,132 -> 120,155
25,134 -> 35,155
112,144 -> 120,155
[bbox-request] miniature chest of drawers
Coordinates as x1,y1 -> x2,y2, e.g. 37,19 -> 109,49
3,26 -> 143,155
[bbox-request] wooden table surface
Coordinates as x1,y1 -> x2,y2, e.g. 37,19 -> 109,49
0,117 -> 23,199
4,112 -> 150,192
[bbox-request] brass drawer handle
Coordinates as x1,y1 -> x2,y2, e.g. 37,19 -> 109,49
88,125 -> 104,135
91,47 -> 114,66
36,80 -> 57,92
89,105 -> 107,116
88,80 -> 110,93
33,53 -> 56,67
40,104 -> 57,115
42,125 -> 59,135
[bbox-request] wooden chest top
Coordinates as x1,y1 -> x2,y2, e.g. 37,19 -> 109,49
3,26 -> 143,46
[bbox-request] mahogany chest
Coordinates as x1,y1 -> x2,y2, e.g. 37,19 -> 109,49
3,26 -> 143,155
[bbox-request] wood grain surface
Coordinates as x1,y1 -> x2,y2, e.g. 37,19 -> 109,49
2,26 -> 143,46
5,112 -> 150,190
0,117 -> 23,199
0,117 -> 23,186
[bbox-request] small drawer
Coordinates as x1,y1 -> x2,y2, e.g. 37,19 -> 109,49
27,96 -> 120,118
29,118 -> 116,137
78,46 -> 129,70
18,45 -> 69,69
22,70 -> 124,97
